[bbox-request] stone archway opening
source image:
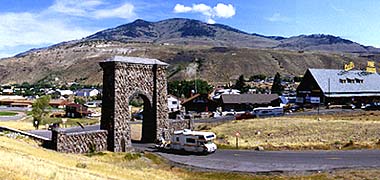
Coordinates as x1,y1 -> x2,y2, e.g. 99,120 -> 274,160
129,93 -> 156,143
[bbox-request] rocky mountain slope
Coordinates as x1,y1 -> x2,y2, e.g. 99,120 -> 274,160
84,18 -> 380,54
0,18 -> 379,85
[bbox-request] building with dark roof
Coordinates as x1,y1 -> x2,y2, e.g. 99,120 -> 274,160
220,94 -> 280,111
65,103 -> 91,118
181,94 -> 217,113
296,68 -> 380,105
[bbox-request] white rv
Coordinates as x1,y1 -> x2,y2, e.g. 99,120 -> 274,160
252,106 -> 284,117
166,129 -> 217,153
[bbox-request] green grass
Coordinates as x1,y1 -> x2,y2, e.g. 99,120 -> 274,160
0,111 -> 18,116
40,117 -> 99,128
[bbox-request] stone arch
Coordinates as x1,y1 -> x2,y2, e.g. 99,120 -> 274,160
128,90 -> 156,142
100,56 -> 170,152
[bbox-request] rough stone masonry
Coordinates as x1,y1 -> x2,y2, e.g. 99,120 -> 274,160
100,56 -> 170,152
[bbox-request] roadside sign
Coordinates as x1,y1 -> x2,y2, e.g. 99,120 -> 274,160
235,132 -> 240,149
310,97 -> 320,104
62,118 -> 67,124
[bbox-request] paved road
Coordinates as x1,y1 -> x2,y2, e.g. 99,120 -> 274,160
0,111 -> 26,121
157,149 -> 380,173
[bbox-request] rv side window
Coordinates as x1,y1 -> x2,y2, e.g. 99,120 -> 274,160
186,138 -> 196,143
206,135 -> 215,139
176,137 -> 179,141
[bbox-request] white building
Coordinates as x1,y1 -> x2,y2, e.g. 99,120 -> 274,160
76,88 -> 100,97
211,88 -> 241,100
168,95 -> 181,112
57,89 -> 74,96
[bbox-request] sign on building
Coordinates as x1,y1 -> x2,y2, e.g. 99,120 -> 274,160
344,61 -> 355,71
366,61 -> 376,73
310,97 -> 320,104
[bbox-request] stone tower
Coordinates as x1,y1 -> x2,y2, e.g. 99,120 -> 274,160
100,56 -> 169,152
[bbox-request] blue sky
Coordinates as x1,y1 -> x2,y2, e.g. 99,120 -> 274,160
1,0 -> 380,58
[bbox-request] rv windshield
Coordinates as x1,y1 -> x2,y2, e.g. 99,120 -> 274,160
199,140 -> 213,145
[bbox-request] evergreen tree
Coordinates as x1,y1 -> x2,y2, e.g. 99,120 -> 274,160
233,75 -> 249,93
271,72 -> 283,95
168,79 -> 213,98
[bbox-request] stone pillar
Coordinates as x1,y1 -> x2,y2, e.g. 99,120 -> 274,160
99,56 -> 169,152
100,61 -> 117,151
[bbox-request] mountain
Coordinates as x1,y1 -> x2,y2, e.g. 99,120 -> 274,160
276,34 -> 380,53
0,18 -> 379,85
85,18 -> 280,48
84,18 -> 380,53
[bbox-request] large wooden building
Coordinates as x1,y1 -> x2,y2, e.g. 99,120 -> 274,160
296,68 -> 380,105
220,94 -> 281,112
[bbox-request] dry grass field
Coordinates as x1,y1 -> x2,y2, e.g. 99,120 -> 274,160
0,116 -> 35,131
1,133 -> 380,179
210,111 -> 380,150
1,111 -> 380,179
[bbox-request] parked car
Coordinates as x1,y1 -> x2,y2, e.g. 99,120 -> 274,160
235,112 -> 255,120
365,103 -> 380,111
132,110 -> 143,120
342,103 -> 355,109
253,107 -> 284,117
284,104 -> 301,112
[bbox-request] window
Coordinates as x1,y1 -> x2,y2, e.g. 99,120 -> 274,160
339,79 -> 346,83
355,79 -> 363,83
186,138 -> 196,143
172,101 -> 177,105
176,137 -> 179,142
206,135 -> 215,139
347,78 -> 355,83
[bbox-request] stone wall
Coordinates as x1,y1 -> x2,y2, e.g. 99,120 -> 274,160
168,119 -> 193,135
52,130 -> 108,153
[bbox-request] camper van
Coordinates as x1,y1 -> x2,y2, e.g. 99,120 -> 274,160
164,129 -> 217,153
252,106 -> 284,117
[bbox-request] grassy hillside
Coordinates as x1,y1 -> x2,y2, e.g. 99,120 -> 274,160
0,135 -> 258,180
0,124 -> 380,179
0,41 -> 375,85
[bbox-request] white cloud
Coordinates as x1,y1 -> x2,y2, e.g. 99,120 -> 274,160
174,4 -> 192,13
0,0 -> 140,58
0,12 -> 91,49
213,3 -> 235,18
192,4 -> 212,16
49,0 -> 104,17
173,3 -> 236,23
94,3 -> 135,19
266,13 -> 290,22
49,0 -> 136,19
207,18 -> 216,24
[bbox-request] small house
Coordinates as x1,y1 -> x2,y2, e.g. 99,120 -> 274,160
181,94 -> 217,113
76,88 -> 100,97
65,103 -> 91,118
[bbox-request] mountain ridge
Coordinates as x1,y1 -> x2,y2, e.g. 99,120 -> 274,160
11,18 -> 380,58
0,18 -> 379,85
